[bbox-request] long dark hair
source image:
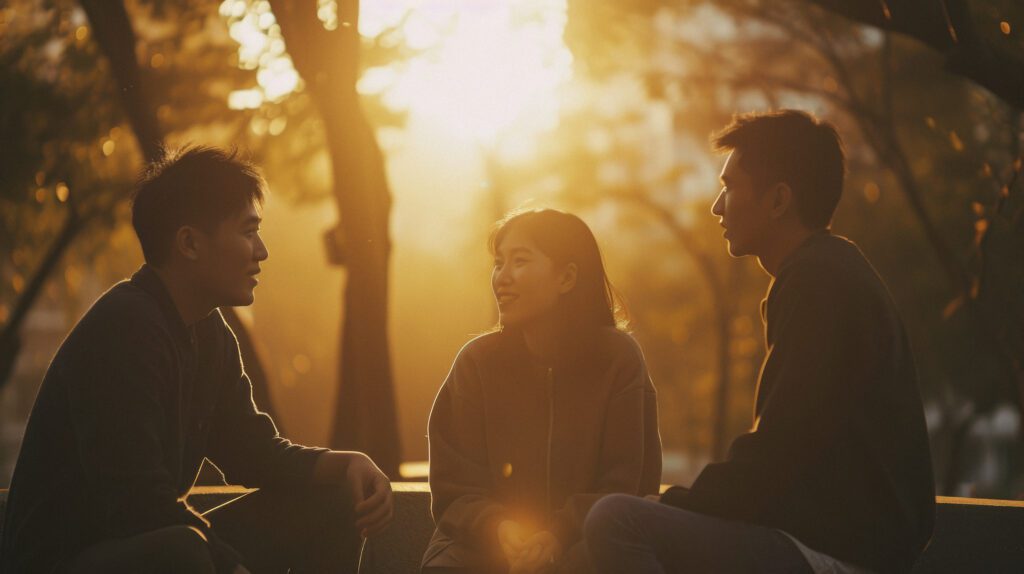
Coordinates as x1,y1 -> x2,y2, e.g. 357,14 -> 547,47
489,208 -> 629,335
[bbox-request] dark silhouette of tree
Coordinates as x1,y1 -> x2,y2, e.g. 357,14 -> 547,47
268,0 -> 401,477
806,0 -> 1023,109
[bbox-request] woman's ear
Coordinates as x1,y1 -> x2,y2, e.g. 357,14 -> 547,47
559,262 -> 578,294
175,225 -> 202,262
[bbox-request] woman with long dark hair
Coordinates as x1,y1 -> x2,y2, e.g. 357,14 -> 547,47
422,208 -> 662,573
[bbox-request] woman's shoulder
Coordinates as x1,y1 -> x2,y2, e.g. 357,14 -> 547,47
452,330 -> 506,364
594,326 -> 645,360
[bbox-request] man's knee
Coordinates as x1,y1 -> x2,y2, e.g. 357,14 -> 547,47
70,525 -> 215,574
154,526 -> 217,573
584,493 -> 644,543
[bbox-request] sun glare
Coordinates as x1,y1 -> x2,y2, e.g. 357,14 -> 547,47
222,0 -> 573,148
361,0 -> 573,145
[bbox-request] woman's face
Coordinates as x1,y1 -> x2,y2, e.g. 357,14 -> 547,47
491,226 -> 572,329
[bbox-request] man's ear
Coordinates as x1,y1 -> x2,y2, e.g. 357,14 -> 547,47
558,262 -> 578,294
768,183 -> 793,219
174,225 -> 203,262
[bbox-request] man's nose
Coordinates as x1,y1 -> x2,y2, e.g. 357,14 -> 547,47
255,236 -> 269,261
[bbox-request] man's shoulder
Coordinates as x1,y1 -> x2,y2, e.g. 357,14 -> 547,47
594,326 -> 646,363
773,234 -> 897,327
78,280 -> 169,336
781,234 -> 880,293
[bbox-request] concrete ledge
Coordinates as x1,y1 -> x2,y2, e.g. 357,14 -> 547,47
913,496 -> 1024,573
2,486 -> 1023,573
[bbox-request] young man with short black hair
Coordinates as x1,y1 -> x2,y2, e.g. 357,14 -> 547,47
584,110 -> 935,573
1,147 -> 393,573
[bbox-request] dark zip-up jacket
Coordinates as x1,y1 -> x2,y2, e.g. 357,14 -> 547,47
661,232 -> 935,574
425,327 -> 661,569
0,265 -> 326,573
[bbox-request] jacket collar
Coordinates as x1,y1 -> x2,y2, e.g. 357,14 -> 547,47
130,264 -> 193,344
496,326 -> 610,374
775,228 -> 832,279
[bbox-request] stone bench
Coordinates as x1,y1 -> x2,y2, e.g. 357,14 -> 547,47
3,486 -> 1023,572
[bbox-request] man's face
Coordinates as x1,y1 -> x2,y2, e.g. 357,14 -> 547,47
194,202 -> 268,307
711,150 -> 773,258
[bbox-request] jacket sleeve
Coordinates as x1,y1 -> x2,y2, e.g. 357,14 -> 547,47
550,338 -> 662,546
661,267 -> 875,520
67,311 -> 211,539
206,318 -> 326,488
428,348 -> 507,549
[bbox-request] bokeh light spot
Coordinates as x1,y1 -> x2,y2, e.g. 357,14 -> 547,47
292,354 -> 312,374
863,181 -> 880,204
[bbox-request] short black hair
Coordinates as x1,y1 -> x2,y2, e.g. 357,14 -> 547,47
131,146 -> 265,265
713,109 -> 845,229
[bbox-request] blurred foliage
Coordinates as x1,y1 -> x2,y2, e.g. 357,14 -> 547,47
0,0 -> 405,325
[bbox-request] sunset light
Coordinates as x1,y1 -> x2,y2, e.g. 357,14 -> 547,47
222,0 -> 573,146
8,4 -> 1023,567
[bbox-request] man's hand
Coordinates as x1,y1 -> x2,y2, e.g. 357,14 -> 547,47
313,451 -> 394,538
508,530 -> 561,574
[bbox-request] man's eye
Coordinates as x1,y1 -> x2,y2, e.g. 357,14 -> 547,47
514,258 -> 529,265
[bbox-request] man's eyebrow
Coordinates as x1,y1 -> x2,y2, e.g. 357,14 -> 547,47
241,215 -> 262,226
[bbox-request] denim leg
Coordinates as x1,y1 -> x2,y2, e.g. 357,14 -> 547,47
584,494 -> 813,574
205,485 -> 362,574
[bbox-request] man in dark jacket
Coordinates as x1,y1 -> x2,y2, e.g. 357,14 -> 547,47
584,110 -> 935,573
1,147 -> 393,573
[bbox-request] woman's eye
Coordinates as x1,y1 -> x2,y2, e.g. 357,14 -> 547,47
513,258 -> 528,265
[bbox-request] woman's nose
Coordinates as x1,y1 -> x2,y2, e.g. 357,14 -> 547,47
711,190 -> 725,216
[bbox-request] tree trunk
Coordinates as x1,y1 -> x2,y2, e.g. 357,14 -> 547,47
270,0 -> 401,477
0,206 -> 83,390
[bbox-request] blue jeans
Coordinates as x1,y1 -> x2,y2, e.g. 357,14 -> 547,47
584,494 -> 814,574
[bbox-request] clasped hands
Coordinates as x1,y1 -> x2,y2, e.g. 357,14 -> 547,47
498,519 -> 562,574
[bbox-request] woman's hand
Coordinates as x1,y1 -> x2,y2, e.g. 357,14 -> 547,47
498,519 -> 527,562
508,530 -> 562,573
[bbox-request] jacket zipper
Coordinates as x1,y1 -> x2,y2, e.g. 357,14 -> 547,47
546,366 -> 554,514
